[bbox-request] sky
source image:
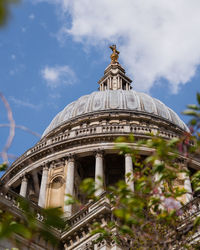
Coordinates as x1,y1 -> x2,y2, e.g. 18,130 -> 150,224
0,0 -> 200,164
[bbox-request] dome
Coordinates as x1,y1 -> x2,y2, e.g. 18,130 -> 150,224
42,90 -> 188,137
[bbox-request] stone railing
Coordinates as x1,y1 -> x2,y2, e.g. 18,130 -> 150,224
68,205 -> 90,227
2,188 -> 200,227
4,110 -> 182,179
65,195 -> 111,229
0,188 -> 44,222
30,124 -> 177,155
67,195 -> 200,228
178,196 -> 200,223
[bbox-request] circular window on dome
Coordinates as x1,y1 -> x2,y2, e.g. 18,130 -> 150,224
51,176 -> 64,189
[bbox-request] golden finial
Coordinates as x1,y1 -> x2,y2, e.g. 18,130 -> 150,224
109,44 -> 119,64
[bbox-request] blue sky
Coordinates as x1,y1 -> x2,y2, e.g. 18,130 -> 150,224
0,0 -> 200,164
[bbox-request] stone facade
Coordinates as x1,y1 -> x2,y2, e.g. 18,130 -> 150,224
1,51 -> 200,249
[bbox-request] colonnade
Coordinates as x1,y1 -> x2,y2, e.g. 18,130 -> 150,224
18,152 -> 193,217
63,152 -> 134,216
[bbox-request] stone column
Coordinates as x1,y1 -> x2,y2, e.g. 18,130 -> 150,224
20,175 -> 28,197
38,165 -> 49,208
95,151 -> 104,196
110,77 -> 113,89
183,168 -> 193,203
125,154 -> 134,191
117,76 -> 120,89
64,156 -> 75,216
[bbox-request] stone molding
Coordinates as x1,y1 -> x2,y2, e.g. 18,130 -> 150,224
3,141 -> 200,187
95,149 -> 104,159
67,154 -> 76,164
2,109 -> 187,181
1,108 -> 198,189
20,173 -> 28,182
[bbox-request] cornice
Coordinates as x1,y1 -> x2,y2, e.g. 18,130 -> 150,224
1,110 -> 190,185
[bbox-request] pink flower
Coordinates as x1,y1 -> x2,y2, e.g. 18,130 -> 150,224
163,197 -> 181,211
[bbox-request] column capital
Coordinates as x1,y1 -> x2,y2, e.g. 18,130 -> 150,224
21,174 -> 28,182
60,157 -> 67,165
125,153 -> 132,157
20,173 -> 29,181
41,161 -> 50,171
43,165 -> 49,171
94,149 -> 104,158
67,154 -> 76,163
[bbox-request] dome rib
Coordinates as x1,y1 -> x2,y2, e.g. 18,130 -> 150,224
42,90 -> 188,137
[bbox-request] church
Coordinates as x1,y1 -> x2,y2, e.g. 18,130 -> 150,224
1,46 -> 200,249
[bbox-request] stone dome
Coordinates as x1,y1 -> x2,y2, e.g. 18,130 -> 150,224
42,90 -> 188,137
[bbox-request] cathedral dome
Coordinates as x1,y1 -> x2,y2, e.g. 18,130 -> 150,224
42,89 -> 188,137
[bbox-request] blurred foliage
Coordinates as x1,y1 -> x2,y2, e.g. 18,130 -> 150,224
0,192 -> 66,248
80,135 -> 190,248
183,92 -> 200,131
0,162 -> 8,171
0,0 -> 19,27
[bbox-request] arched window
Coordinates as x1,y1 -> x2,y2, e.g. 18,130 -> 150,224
47,176 -> 65,209
51,176 -> 63,189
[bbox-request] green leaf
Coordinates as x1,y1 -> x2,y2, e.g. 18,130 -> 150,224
10,223 -> 31,239
194,186 -> 200,193
129,134 -> 135,142
190,119 -> 197,126
0,163 -> 8,171
182,110 -> 199,117
167,138 -> 179,147
197,92 -> 200,105
114,209 -> 125,219
187,104 -> 200,110
194,216 -> 200,228
153,162 -> 165,174
120,225 -> 133,235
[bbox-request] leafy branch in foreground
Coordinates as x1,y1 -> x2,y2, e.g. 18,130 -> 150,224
74,131 -> 200,249
0,92 -> 65,248
0,192 -> 66,248
183,92 -> 200,137
0,0 -> 19,27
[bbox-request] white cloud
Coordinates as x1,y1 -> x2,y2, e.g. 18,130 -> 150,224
40,22 -> 47,30
37,0 -> 200,93
41,65 -> 76,88
21,27 -> 26,33
29,14 -> 35,20
9,97 -> 41,110
11,54 -> 16,60
9,70 -> 15,76
9,64 -> 25,76
49,93 -> 61,99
